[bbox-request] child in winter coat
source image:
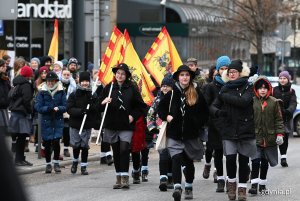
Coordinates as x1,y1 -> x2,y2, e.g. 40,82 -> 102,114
250,77 -> 284,194
35,71 -> 67,173
67,72 -> 98,175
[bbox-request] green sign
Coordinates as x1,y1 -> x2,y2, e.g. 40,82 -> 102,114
117,23 -> 188,37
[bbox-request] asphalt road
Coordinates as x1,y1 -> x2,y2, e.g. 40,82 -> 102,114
21,137 -> 300,201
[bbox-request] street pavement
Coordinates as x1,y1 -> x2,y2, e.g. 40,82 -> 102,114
19,137 -> 300,201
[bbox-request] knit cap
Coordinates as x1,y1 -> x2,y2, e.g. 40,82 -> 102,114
20,66 -> 33,78
54,61 -> 63,69
228,59 -> 243,72
79,71 -> 91,83
31,57 -> 40,65
216,56 -> 231,71
279,71 -> 291,82
161,73 -> 174,87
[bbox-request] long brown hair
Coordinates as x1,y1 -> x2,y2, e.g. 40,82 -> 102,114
185,83 -> 198,106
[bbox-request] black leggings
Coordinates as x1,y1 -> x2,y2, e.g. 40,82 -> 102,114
44,139 -> 60,163
111,141 -> 130,173
73,147 -> 89,163
172,151 -> 194,184
205,145 -> 224,176
226,153 -> 249,183
101,131 -> 111,153
279,132 -> 289,156
159,148 -> 172,176
251,158 -> 269,180
63,127 -> 70,147
15,134 -> 27,162
205,144 -> 213,163
132,148 -> 150,170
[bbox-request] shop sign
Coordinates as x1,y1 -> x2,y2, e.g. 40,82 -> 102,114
5,35 -> 42,49
18,0 -> 72,19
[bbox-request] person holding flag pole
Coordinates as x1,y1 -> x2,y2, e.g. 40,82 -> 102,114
99,63 -> 147,189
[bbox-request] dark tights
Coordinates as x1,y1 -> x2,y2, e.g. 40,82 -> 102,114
279,132 -> 289,155
132,148 -> 150,170
111,141 -> 130,173
73,147 -> 89,163
15,134 -> 27,162
251,158 -> 269,180
44,139 -> 60,163
172,151 -> 194,184
159,148 -> 172,176
226,153 -> 249,183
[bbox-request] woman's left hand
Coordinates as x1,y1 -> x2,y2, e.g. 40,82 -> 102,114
167,115 -> 173,123
129,115 -> 134,123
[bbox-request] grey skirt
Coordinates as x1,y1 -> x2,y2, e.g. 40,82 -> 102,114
167,137 -> 204,160
8,112 -> 32,134
223,139 -> 257,158
69,127 -> 91,149
103,129 -> 133,144
251,146 -> 278,167
0,109 -> 9,136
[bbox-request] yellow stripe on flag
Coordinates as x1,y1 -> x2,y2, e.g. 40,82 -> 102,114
48,19 -> 59,62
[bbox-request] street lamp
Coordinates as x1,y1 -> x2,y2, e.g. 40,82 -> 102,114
160,0 -> 166,23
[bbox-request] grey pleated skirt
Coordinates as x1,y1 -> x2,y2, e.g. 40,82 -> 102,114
251,146 -> 278,167
8,112 -> 32,134
223,139 -> 257,158
103,129 -> 133,144
69,127 -> 91,149
0,109 -> 9,136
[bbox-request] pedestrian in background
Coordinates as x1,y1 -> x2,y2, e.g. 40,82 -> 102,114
249,77 -> 284,195
211,60 -> 255,201
272,71 -> 297,167
67,57 -> 79,83
67,72 -> 98,175
100,63 -> 146,189
158,65 -> 208,201
53,61 -> 63,81
35,72 -> 66,174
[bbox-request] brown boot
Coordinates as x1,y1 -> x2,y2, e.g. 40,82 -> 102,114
202,164 -> 211,179
113,175 -> 121,189
121,175 -> 130,189
238,187 -> 247,201
227,181 -> 237,200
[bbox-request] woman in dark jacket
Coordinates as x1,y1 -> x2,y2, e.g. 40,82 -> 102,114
0,59 -> 11,136
100,63 -> 146,189
8,66 -> 34,166
35,72 -> 66,174
158,65 -> 208,201
272,71 -> 297,167
67,72 -> 98,175
211,60 -> 256,201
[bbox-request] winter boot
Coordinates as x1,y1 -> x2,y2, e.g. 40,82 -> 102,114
213,170 -> 218,183
216,179 -> 225,192
281,158 -> 288,167
113,175 -> 122,189
63,149 -> 70,157
172,186 -> 182,201
45,164 -> 52,174
159,177 -> 168,191
238,187 -> 247,201
202,164 -> 211,179
121,175 -> 130,189
259,185 -> 267,194
100,157 -> 107,164
248,183 -> 258,195
141,170 -> 148,182
132,170 -> 141,184
81,166 -> 89,175
71,161 -> 78,174
227,182 -> 237,200
167,176 -> 174,189
54,163 -> 61,173
184,187 -> 193,200
106,155 -> 114,166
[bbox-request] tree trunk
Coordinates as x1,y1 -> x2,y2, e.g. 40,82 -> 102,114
256,32 -> 264,70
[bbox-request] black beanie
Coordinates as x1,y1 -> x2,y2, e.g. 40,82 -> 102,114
228,59 -> 243,72
255,79 -> 270,91
79,71 -> 90,83
161,73 -> 174,87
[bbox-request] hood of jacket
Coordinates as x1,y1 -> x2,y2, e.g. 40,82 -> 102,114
40,81 -> 64,92
253,76 -> 272,99
13,75 -> 30,86
222,65 -> 250,83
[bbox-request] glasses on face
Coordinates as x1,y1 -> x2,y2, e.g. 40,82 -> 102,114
228,70 -> 239,75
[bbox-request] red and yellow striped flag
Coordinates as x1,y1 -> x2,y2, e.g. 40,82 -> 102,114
143,27 -> 182,85
48,19 -> 59,62
98,26 -> 124,85
121,30 -> 155,105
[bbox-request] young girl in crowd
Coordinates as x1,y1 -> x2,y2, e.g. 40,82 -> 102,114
100,63 -> 146,189
249,77 -> 284,194
212,60 -> 256,201
53,61 -> 63,81
158,65 -> 208,201
35,72 -> 66,173
67,72 -> 98,175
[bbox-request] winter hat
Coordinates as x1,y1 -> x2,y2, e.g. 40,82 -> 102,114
186,57 -> 198,65
228,59 -> 243,72
79,71 -> 91,83
254,78 -> 270,91
46,71 -> 59,81
68,57 -> 78,66
41,56 -> 52,66
87,62 -> 94,72
279,71 -> 291,81
38,66 -> 49,74
54,61 -> 63,69
31,57 -> 40,65
112,63 -> 132,78
216,56 -> 231,71
0,59 -> 5,67
161,73 -> 174,87
20,66 -> 33,78
172,65 -> 196,81
61,59 -> 68,67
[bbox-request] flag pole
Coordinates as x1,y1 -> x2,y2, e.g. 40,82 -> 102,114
79,104 -> 90,135
96,82 -> 113,145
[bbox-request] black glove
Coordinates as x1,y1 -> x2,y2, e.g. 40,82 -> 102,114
216,110 -> 227,117
82,108 -> 90,115
150,128 -> 159,134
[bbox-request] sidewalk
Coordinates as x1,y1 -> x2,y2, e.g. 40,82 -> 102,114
7,136 -> 101,175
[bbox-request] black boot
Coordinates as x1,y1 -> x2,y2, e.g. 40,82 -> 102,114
81,166 -> 89,175
106,155 -> 114,166
281,158 -> 288,167
132,170 -> 141,184
259,184 -> 267,193
248,183 -> 258,194
172,187 -> 182,201
159,177 -> 168,191
216,179 -> 225,192
100,157 -> 107,165
54,163 -> 61,173
167,176 -> 174,189
45,164 -> 52,174
141,170 -> 148,182
71,161 -> 78,174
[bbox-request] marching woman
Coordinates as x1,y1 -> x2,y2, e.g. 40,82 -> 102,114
35,72 -> 67,173
100,63 -> 146,189
158,65 -> 208,201
211,59 -> 256,201
67,71 -> 98,175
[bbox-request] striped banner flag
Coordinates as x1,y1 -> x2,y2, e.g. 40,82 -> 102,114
48,19 -> 59,62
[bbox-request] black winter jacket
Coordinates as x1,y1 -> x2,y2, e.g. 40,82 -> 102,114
9,75 -> 33,115
211,77 -> 255,140
158,82 -> 208,141
0,73 -> 11,109
99,80 -> 147,131
67,87 -> 99,130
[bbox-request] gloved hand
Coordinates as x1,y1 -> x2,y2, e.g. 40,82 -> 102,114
276,134 -> 284,145
216,110 -> 227,117
150,128 -> 159,134
82,108 -> 90,115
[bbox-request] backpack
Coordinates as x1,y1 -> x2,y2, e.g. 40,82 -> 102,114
8,85 -> 20,102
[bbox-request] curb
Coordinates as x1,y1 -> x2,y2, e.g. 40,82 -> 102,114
17,155 -> 100,175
